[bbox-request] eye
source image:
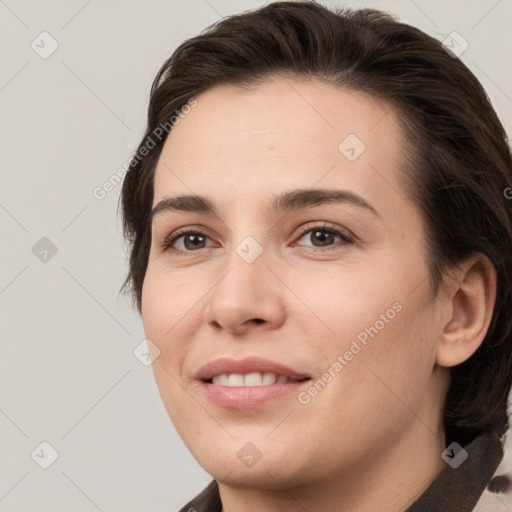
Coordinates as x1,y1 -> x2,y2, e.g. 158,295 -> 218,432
294,223 -> 355,250
161,229 -> 217,253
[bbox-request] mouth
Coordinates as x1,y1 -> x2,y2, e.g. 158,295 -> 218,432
196,357 -> 312,408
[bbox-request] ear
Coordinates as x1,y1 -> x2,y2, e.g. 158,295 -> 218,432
435,253 -> 497,368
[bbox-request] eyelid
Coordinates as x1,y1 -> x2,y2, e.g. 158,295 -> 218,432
160,221 -> 355,253
293,221 -> 354,243
160,225 -> 218,252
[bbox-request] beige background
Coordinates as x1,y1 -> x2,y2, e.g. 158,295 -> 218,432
1,0 -> 511,510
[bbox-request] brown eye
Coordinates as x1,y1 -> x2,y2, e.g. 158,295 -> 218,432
162,230 -> 215,252
295,224 -> 354,249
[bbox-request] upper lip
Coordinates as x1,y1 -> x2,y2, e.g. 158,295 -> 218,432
196,356 -> 311,381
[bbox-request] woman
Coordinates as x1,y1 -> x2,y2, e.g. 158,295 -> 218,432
119,2 -> 512,510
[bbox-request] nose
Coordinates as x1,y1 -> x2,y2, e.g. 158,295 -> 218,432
203,243 -> 286,336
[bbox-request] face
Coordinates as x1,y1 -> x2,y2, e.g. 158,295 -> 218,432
141,77 -> 449,488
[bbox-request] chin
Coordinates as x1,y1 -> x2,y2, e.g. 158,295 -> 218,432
188,438 -> 308,488
209,461 -> 307,490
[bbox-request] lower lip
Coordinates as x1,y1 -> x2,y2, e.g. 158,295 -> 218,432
200,380 -> 311,408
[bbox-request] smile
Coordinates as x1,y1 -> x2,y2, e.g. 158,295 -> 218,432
196,356 -> 312,408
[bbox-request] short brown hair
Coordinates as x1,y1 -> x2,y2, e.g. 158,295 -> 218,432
119,1 -> 512,448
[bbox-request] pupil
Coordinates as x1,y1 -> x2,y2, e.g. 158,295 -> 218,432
186,234 -> 204,250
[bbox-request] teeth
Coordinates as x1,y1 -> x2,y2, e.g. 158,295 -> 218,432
262,372 -> 277,385
244,372 -> 263,386
227,374 -> 244,387
212,374 -> 229,386
211,372 -> 298,387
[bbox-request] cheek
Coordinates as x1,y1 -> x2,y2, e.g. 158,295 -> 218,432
141,270 -> 194,375
295,305 -> 435,454
295,256 -> 436,406
141,271 -> 193,422
290,259 -> 405,342
141,262 -> 204,334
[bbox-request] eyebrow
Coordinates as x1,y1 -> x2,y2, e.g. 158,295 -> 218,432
150,188 -> 381,223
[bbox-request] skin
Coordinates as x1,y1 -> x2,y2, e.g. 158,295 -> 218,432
141,77 -> 496,512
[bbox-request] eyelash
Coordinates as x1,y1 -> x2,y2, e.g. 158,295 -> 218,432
160,222 -> 355,255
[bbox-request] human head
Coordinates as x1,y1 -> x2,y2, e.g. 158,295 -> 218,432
119,1 -> 512,458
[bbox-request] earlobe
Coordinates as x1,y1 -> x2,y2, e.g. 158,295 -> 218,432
435,253 -> 497,368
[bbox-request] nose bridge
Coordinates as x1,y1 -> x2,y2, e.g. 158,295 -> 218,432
216,232 -> 269,303
204,229 -> 285,331
219,212 -> 271,277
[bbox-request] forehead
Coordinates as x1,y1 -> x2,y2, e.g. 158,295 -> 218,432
152,77 -> 409,220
